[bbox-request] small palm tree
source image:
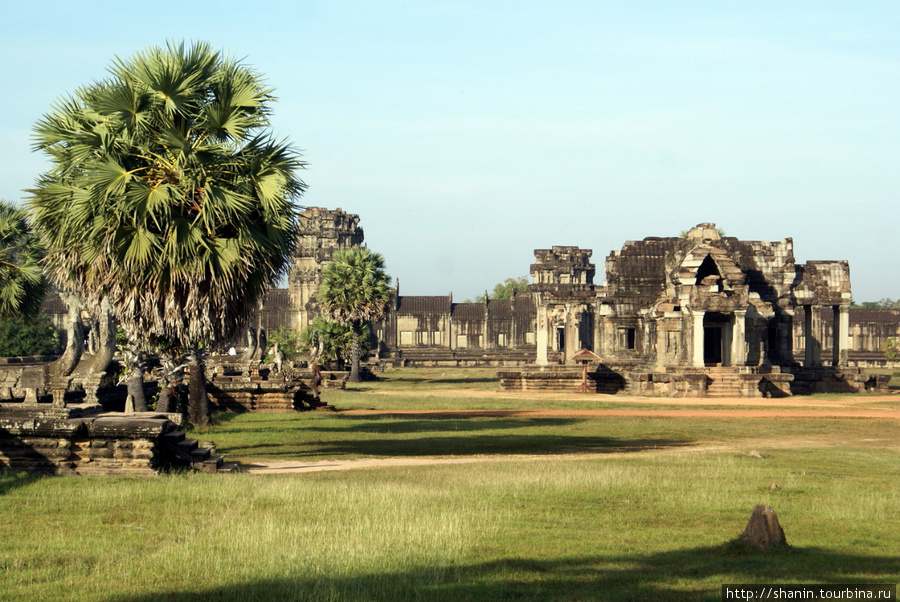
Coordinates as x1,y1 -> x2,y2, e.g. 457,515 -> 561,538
318,248 -> 392,382
300,316 -> 370,368
27,41 -> 305,425
0,200 -> 48,319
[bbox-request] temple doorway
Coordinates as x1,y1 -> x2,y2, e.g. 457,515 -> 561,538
704,326 -> 722,364
703,312 -> 730,365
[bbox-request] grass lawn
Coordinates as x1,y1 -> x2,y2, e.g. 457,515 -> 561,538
1,367 -> 898,600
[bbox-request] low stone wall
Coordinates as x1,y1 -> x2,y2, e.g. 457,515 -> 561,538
388,349 -> 535,368
498,366 -> 629,394
0,411 -> 179,476
499,366 -> 800,398
618,372 -> 709,397
787,367 -> 889,395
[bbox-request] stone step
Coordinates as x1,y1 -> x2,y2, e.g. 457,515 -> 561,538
189,447 -> 210,463
158,430 -> 238,475
196,455 -> 224,473
161,431 -> 185,445
176,438 -> 198,454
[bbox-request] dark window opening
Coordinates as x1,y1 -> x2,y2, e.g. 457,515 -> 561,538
695,255 -> 722,288
619,328 -> 636,350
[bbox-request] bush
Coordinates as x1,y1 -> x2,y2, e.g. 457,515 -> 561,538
0,313 -> 61,356
263,326 -> 304,363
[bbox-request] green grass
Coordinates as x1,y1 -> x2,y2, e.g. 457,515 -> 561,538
2,367 -> 898,600
351,367 -> 501,391
204,411 -> 900,463
2,449 -> 898,600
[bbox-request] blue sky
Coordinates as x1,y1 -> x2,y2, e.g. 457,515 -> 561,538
2,1 -> 898,302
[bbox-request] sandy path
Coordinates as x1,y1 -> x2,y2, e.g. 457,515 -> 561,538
359,387 -> 899,406
241,394 -> 899,474
339,408 -> 900,418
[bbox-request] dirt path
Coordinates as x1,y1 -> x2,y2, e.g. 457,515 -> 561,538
340,408 -> 900,418
358,387 -> 899,406
242,396 -> 899,474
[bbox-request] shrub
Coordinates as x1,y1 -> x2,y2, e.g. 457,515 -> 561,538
0,313 -> 61,356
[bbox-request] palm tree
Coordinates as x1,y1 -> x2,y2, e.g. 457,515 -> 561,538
318,248 -> 392,382
0,200 -> 48,319
27,41 -> 305,425
300,316 -> 371,369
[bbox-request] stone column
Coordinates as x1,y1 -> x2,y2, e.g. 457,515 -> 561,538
656,325 -> 667,368
804,305 -> 820,367
565,304 -> 578,363
535,303 -> 549,366
722,320 -> 733,367
449,309 -> 455,351
691,310 -> 705,368
834,305 -> 850,367
731,310 -> 747,366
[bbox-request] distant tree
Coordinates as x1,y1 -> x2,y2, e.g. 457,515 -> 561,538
881,338 -> 899,361
27,41 -> 305,425
856,298 -> 900,309
462,276 -> 530,303
491,276 -> 529,300
318,248 -> 392,382
0,200 -> 48,318
0,314 -> 61,357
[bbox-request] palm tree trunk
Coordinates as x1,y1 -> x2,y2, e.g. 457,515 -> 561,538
187,351 -> 209,426
349,322 -> 361,382
156,386 -> 174,413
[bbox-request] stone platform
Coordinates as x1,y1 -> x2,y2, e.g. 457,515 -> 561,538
0,407 -> 179,476
498,364 -> 887,397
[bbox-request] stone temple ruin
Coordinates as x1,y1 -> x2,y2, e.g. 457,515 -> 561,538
253,209 -> 893,397
516,224 -> 876,396
0,207 -> 895,474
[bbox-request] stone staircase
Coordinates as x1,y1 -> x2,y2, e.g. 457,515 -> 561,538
160,430 -> 240,473
705,366 -> 743,397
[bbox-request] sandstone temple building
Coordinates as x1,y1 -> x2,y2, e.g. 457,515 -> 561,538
244,207 -> 897,396
37,207 -> 897,395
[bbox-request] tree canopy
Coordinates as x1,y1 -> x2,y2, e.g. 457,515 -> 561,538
318,248 -> 392,381
855,298 -> 900,309
490,276 -> 529,300
0,200 -> 48,318
27,41 -> 306,352
464,276 -> 529,302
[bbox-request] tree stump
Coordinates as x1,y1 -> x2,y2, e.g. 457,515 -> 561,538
740,504 -> 788,551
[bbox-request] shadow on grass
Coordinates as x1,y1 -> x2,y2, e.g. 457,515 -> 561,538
303,416 -> 586,433
210,413 -> 695,460
117,546 -> 900,601
220,433 -> 692,460
0,469 -> 46,495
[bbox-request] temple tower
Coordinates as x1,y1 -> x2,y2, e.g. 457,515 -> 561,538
288,207 -> 364,330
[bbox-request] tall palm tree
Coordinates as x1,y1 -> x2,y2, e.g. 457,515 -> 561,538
27,41 -> 305,425
318,248 -> 392,382
0,200 -> 47,319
